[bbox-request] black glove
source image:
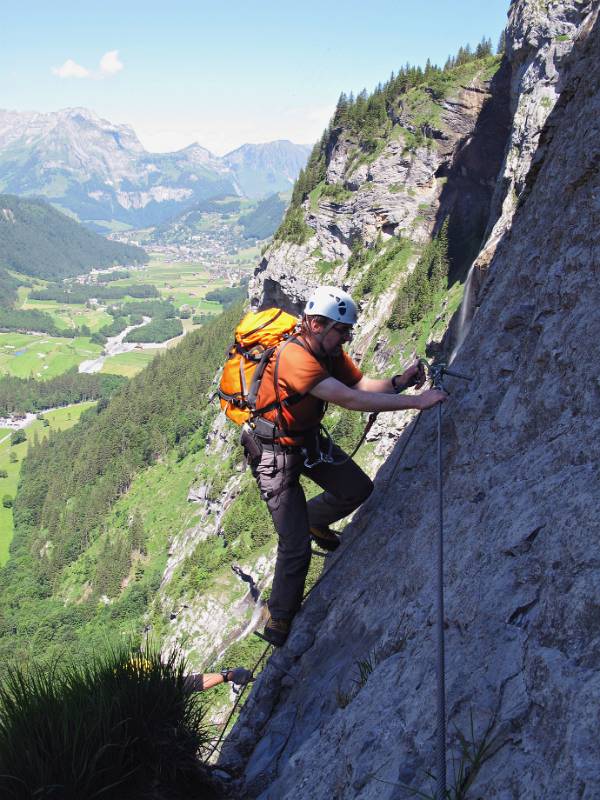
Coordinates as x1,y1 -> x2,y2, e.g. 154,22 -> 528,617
226,667 -> 253,685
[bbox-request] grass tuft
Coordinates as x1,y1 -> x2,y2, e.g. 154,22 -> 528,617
377,708 -> 506,800
336,649 -> 377,709
0,646 -> 222,799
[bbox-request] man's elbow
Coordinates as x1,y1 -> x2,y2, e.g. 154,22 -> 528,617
334,391 -> 364,411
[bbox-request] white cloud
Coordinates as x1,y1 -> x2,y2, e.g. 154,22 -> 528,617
52,59 -> 90,79
99,50 -> 123,76
51,51 -> 124,80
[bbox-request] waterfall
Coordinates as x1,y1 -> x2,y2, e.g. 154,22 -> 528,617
449,262 -> 476,364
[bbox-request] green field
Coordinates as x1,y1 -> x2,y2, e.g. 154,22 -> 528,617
7,252 -> 248,381
0,402 -> 96,565
99,350 -> 157,378
15,272 -> 113,334
22,298 -> 113,333
122,256 -> 230,313
231,243 -> 261,264
0,333 -> 103,380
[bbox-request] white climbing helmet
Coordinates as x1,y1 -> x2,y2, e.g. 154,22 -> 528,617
304,286 -> 358,325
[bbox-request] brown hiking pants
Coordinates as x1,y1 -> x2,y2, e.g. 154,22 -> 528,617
248,442 -> 374,621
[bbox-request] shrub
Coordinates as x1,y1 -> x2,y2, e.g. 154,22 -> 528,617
274,206 -> 313,246
0,648 -> 221,799
321,183 -> 353,204
9,430 -> 26,446
2,495 -> 13,508
0,470 -> 8,479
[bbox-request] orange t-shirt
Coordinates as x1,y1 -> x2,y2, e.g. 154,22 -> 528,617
255,337 -> 363,445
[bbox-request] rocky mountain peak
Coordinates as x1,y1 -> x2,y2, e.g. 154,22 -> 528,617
175,142 -> 219,163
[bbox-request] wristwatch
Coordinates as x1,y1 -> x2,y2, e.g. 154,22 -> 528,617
391,374 -> 406,394
220,669 -> 230,682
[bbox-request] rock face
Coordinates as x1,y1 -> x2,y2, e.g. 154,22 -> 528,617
475,0 -> 595,279
249,66 -> 510,318
220,3 -> 600,798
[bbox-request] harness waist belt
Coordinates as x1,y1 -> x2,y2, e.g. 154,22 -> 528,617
259,440 -> 303,453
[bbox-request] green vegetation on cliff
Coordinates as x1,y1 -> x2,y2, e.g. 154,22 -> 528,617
275,41 -> 501,243
388,218 -> 449,328
0,648 -> 218,800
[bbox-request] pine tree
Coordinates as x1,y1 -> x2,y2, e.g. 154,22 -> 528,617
129,510 -> 146,554
430,218 -> 450,291
475,36 -> 492,59
497,30 -> 506,54
333,92 -> 349,127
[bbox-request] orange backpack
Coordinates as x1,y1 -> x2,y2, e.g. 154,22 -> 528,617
218,308 -> 299,425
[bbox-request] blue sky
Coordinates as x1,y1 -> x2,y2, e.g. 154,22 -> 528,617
0,0 -> 510,155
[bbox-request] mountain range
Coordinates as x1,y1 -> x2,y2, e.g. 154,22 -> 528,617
0,107 -> 311,232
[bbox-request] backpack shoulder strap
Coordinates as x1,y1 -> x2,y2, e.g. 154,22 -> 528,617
251,337 -> 306,419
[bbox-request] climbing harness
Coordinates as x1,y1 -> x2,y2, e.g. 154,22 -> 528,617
302,414 -> 377,469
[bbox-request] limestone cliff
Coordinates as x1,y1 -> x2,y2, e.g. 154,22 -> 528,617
248,44 -> 511,470
220,1 -> 600,797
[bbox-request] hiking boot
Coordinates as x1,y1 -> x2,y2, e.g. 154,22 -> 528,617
309,525 -> 341,552
263,616 -> 291,647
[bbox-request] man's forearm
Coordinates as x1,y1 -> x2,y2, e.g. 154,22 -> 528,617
340,388 -> 421,412
355,376 -> 395,393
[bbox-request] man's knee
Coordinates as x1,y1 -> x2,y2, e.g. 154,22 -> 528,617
356,474 -> 374,505
329,471 -> 373,509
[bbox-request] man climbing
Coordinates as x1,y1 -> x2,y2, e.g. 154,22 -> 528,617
243,286 -> 448,646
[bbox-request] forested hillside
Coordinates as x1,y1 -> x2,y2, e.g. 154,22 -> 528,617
0,302 -> 242,664
0,194 -> 147,280
239,193 -> 287,240
0,370 -> 125,415
0,267 -> 24,307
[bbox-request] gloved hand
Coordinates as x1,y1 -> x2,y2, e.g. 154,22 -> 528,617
227,667 -> 253,685
402,359 -> 427,389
